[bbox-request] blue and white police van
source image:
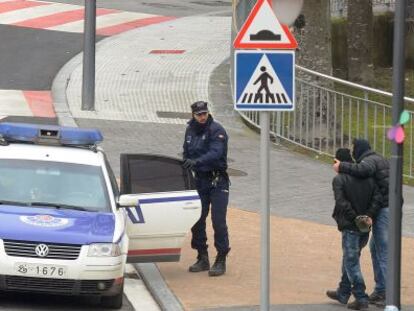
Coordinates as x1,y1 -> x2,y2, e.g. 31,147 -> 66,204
0,122 -> 201,309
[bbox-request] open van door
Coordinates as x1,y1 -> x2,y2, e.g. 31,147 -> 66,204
119,154 -> 200,263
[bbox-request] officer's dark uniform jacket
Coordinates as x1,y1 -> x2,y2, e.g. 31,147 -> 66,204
183,115 -> 228,174
332,173 -> 382,231
339,139 -> 389,208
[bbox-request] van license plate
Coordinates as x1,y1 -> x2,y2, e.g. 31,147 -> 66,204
15,263 -> 67,278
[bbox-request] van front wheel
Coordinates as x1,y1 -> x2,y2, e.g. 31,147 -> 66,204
101,285 -> 123,309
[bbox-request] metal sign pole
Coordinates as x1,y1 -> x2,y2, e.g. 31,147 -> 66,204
81,0 -> 96,111
386,0 -> 406,310
260,111 -> 270,311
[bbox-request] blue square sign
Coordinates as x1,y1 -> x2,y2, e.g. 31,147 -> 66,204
234,50 -> 295,111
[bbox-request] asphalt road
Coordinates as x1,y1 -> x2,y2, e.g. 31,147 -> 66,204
0,25 -> 93,90
0,291 -> 134,311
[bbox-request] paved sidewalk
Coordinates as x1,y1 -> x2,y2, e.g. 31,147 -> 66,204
53,13 -> 414,311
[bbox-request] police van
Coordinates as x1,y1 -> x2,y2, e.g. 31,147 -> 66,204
0,122 -> 201,309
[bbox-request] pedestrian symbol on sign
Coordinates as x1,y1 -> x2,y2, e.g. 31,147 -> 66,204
255,67 -> 273,94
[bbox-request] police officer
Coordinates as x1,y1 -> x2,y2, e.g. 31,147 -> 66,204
182,101 -> 230,277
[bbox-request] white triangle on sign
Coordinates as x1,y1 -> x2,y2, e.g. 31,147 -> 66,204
238,54 -> 292,105
233,0 -> 297,49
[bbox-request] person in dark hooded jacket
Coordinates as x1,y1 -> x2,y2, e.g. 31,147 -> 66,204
182,101 -> 230,277
327,148 -> 382,310
333,139 -> 389,307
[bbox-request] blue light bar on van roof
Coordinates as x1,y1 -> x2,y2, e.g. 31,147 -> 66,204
0,122 -> 103,145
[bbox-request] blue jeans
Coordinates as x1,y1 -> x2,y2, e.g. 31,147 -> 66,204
370,207 -> 389,295
337,230 -> 369,303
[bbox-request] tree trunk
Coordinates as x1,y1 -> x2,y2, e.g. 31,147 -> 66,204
347,0 -> 374,84
293,0 -> 333,151
294,0 -> 332,75
406,1 -> 414,69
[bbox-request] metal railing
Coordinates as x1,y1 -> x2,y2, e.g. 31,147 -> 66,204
231,0 -> 414,178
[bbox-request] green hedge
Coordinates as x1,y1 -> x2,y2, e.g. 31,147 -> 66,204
331,12 -> 399,73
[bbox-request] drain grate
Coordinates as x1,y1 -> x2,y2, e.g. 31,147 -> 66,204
157,111 -> 192,120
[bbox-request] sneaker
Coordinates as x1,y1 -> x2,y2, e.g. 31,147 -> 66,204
326,290 -> 349,304
347,300 -> 369,310
368,292 -> 385,306
375,299 -> 385,308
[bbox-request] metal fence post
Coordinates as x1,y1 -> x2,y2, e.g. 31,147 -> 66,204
276,111 -> 282,144
364,91 -> 369,139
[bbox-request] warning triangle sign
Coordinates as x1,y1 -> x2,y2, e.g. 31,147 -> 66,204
237,54 -> 292,105
233,0 -> 298,49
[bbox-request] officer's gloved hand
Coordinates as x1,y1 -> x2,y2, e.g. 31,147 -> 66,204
183,159 -> 197,169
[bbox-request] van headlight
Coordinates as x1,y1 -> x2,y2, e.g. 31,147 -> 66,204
88,243 -> 121,257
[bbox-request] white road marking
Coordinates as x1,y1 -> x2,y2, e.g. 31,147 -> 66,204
0,90 -> 32,116
0,2 -> 80,25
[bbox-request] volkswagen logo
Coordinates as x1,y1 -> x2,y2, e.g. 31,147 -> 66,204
35,244 -> 49,257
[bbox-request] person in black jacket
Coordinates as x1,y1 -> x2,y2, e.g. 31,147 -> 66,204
182,101 -> 230,277
327,148 -> 382,310
333,139 -> 389,307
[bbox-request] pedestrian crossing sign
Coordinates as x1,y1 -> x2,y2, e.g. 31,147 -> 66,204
234,50 -> 295,111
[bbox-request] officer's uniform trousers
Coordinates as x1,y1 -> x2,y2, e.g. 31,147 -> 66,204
191,172 -> 230,255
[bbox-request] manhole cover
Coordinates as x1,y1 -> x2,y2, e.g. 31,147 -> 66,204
157,111 -> 192,120
191,1 -> 231,6
142,2 -> 188,9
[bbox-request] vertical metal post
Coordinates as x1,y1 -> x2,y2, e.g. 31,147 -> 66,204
260,111 -> 270,311
364,91 -> 369,139
81,0 -> 96,111
386,0 -> 406,310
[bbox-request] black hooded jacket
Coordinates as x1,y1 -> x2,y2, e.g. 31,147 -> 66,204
332,172 -> 382,231
339,139 -> 389,208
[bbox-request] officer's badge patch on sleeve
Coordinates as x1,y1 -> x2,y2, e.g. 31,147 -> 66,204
218,134 -> 225,140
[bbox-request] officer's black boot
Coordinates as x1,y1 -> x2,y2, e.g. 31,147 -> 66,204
189,252 -> 210,272
208,253 -> 227,277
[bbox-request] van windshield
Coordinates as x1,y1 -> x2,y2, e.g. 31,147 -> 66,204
0,160 -> 110,212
